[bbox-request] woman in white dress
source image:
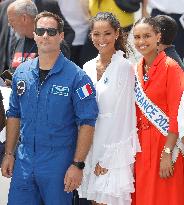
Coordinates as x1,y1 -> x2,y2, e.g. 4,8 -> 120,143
78,12 -> 140,205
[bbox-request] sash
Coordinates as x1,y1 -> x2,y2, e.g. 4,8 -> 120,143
135,71 -> 169,136
134,69 -> 182,162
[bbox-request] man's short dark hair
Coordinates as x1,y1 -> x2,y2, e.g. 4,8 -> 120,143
34,11 -> 64,33
154,15 -> 178,45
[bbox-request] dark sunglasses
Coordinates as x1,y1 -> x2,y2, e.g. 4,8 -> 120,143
35,28 -> 59,36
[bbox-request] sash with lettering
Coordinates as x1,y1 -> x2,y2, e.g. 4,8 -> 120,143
135,68 -> 183,162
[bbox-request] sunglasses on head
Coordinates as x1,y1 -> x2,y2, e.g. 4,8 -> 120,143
35,28 -> 59,36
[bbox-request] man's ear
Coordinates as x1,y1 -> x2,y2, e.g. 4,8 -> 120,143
60,32 -> 64,42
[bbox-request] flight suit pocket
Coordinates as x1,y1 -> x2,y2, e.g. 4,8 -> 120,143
46,87 -> 71,126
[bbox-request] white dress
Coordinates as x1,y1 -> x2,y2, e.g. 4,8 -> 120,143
78,50 -> 141,205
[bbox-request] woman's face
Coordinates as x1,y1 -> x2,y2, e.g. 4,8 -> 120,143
90,20 -> 119,54
133,23 -> 161,57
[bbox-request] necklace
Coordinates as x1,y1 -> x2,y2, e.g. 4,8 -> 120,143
143,64 -> 150,82
144,64 -> 150,74
96,60 -> 111,81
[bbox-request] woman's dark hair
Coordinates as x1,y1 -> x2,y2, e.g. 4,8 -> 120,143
133,17 -> 161,34
154,15 -> 178,45
89,12 -> 128,56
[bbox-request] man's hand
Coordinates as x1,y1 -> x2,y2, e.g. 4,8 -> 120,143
1,155 -> 15,178
159,152 -> 174,178
64,165 -> 83,192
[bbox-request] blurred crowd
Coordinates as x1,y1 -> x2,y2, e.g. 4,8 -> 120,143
0,0 -> 183,80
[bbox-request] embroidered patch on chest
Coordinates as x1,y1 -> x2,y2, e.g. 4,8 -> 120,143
51,85 -> 69,96
17,80 -> 26,96
76,83 -> 93,100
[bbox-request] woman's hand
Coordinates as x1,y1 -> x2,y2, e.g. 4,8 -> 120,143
94,162 -> 108,176
159,152 -> 174,178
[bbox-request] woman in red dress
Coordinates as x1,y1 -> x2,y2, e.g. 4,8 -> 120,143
132,17 -> 184,205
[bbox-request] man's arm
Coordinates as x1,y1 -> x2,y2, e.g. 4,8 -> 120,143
64,124 -> 94,192
74,125 -> 94,162
1,117 -> 20,178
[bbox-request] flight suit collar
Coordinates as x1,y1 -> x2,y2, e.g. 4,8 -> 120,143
30,53 -> 65,77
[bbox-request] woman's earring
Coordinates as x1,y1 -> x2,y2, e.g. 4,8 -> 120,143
156,41 -> 160,53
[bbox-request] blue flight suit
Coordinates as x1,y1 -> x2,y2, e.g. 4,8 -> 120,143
6,53 -> 98,205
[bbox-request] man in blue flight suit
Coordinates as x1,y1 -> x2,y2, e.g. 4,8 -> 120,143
1,11 -> 98,205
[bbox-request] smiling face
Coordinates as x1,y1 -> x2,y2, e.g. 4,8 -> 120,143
34,17 -> 64,54
90,20 -> 119,55
133,23 -> 161,57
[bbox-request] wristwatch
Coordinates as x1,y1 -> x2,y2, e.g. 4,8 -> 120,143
163,146 -> 172,154
72,161 -> 85,170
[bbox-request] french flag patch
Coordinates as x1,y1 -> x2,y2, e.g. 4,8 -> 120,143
77,83 -> 93,100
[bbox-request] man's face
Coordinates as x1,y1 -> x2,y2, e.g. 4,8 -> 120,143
34,17 -> 64,54
7,8 -> 25,37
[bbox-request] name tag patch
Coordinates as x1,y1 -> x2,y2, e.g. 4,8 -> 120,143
77,83 -> 93,100
51,85 -> 69,96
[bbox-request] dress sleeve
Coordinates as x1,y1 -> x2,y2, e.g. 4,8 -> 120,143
99,64 -> 141,169
167,61 -> 183,134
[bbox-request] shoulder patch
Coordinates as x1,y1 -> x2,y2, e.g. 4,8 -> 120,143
76,83 -> 93,100
17,80 -> 26,96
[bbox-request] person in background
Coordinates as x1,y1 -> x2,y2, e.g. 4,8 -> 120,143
1,11 -> 98,205
0,0 -> 75,74
0,90 -> 6,166
0,0 -> 14,74
89,0 -> 135,31
142,0 -> 184,61
154,15 -> 184,69
132,17 -> 184,205
57,0 -> 90,67
7,0 -> 71,74
78,12 -> 140,205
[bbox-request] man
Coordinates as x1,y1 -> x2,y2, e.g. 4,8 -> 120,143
142,0 -> 184,61
1,11 -> 98,205
0,0 -> 74,73
0,90 -> 6,166
0,0 -> 14,73
154,15 -> 184,69
7,0 -> 71,74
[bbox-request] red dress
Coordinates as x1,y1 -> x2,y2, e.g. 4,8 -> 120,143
132,52 -> 184,205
